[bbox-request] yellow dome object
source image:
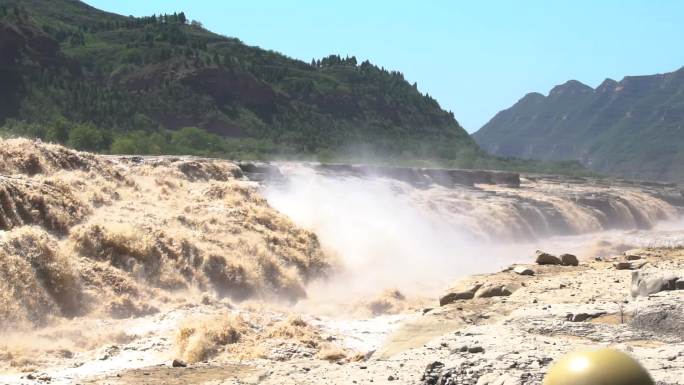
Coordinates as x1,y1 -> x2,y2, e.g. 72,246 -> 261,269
543,349 -> 654,385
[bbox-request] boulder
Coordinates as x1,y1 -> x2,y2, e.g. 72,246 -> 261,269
662,274 -> 680,291
439,283 -> 483,306
512,266 -> 534,276
420,361 -> 445,385
560,253 -> 579,266
474,283 -> 517,298
535,250 -> 561,265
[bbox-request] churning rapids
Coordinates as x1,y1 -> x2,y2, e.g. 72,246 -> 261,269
260,162 -> 684,297
1,141 -> 684,385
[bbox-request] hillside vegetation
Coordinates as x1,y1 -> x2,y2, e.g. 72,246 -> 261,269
474,68 -> 684,181
0,0 -> 589,175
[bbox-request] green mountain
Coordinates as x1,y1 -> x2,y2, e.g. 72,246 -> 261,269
0,0 -> 482,160
473,67 -> 684,182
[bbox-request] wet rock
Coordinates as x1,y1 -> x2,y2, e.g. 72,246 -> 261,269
440,283 -> 483,305
474,284 -> 516,298
560,253 -> 579,266
100,345 -> 120,360
676,279 -> 684,290
237,162 -> 283,181
535,250 -> 561,265
512,266 -> 534,276
387,375 -> 396,381
172,359 -> 187,367
468,346 -> 485,353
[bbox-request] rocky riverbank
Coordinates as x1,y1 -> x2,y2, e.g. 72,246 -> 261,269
48,247 -> 683,385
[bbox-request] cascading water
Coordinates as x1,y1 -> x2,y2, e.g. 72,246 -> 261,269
262,163 -> 684,298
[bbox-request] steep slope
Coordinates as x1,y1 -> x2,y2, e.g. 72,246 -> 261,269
473,67 -> 684,181
0,0 -> 478,161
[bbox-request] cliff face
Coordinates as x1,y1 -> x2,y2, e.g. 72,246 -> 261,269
473,67 -> 684,182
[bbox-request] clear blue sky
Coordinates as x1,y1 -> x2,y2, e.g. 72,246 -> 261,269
86,0 -> 684,132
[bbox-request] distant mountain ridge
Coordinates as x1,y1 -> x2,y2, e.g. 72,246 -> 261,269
473,67 -> 684,182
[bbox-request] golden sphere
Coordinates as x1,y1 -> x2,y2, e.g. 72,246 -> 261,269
543,348 -> 654,385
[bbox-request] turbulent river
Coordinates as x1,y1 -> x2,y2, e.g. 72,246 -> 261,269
261,163 -> 684,298
2,143 -> 684,384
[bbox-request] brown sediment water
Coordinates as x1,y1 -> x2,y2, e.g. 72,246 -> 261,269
0,139 -> 330,333
2,139 -> 684,384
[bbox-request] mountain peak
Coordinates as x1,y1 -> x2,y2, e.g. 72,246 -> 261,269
519,92 -> 545,103
596,78 -> 618,93
548,80 -> 593,97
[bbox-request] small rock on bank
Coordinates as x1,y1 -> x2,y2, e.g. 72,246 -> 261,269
172,359 -> 187,368
614,261 -> 648,270
474,283 -> 516,299
512,266 -> 534,276
439,283 -> 483,305
560,253 -> 579,266
535,250 -> 561,265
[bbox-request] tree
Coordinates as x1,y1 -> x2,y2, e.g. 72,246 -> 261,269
67,123 -> 107,151
178,12 -> 187,24
45,117 -> 70,143
171,127 -> 219,152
